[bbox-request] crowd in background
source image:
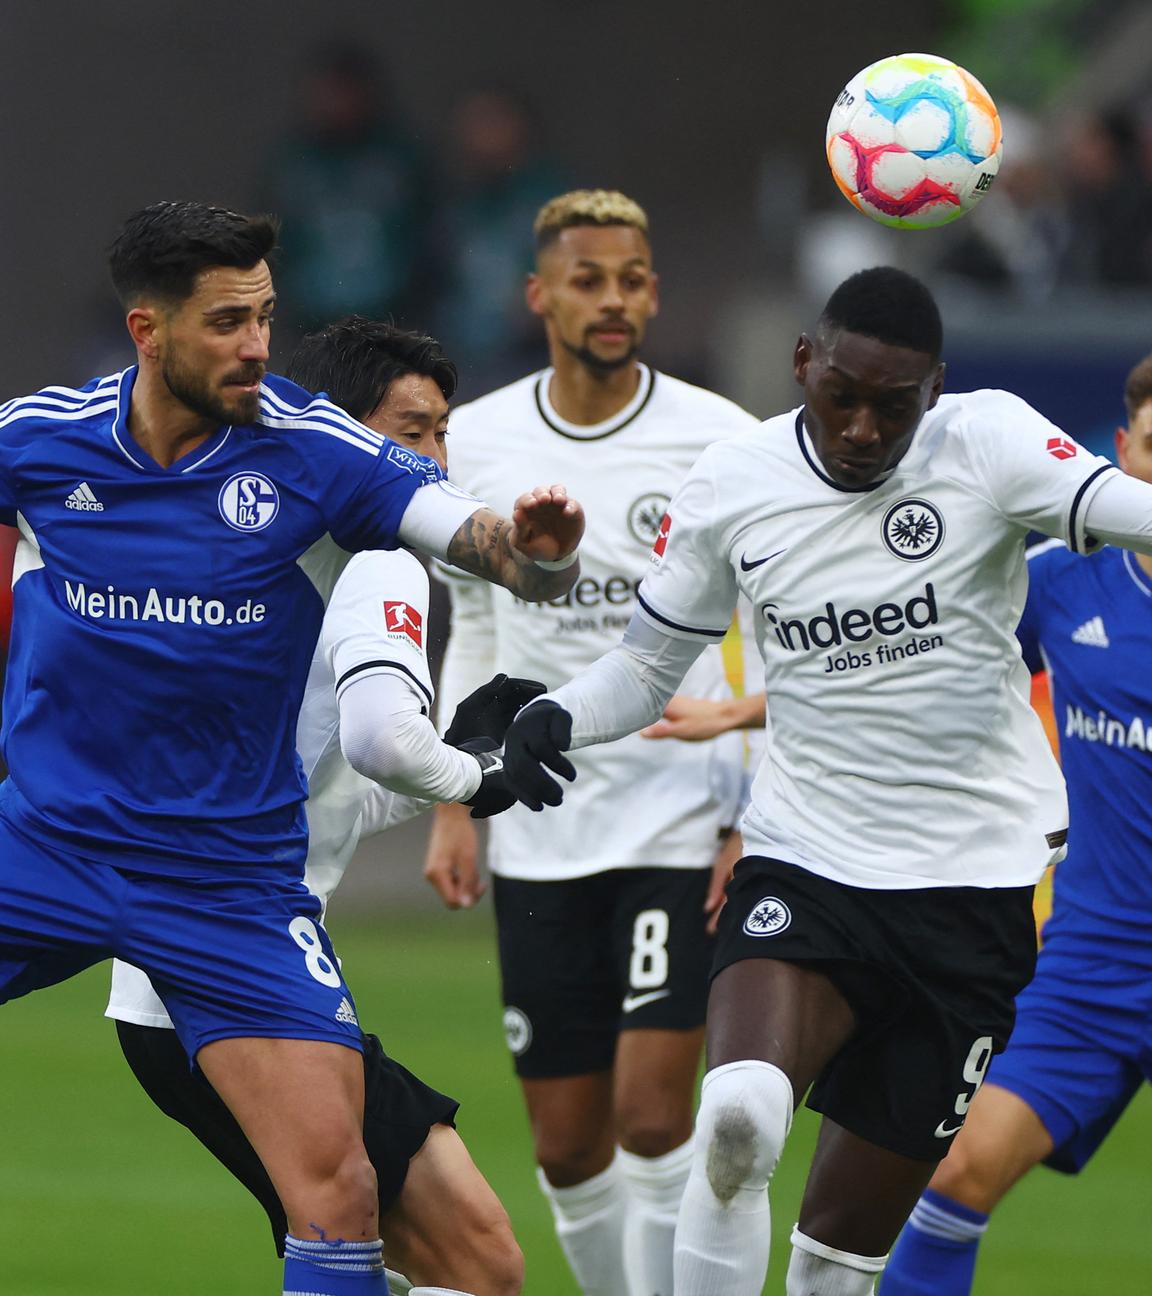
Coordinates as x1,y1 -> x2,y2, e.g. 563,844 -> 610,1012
263,44 -> 566,399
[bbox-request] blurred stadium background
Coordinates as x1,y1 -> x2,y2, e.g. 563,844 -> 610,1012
0,1 -> 1150,1291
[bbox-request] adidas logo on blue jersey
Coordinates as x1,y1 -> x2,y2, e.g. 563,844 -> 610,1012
65,481 -> 104,512
1071,616 -> 1109,648
335,997 -> 359,1026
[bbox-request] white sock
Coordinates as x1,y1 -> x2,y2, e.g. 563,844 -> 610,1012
619,1138 -> 694,1296
673,1059 -> 794,1296
785,1227 -> 887,1296
537,1157 -> 628,1295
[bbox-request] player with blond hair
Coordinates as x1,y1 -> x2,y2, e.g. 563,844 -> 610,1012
425,189 -> 756,1295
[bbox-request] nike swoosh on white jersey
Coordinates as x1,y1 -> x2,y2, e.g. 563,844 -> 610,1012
740,547 -> 787,571
622,988 -> 672,1013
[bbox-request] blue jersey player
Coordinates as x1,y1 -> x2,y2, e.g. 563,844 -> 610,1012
882,354 -> 1152,1295
0,201 -> 584,1296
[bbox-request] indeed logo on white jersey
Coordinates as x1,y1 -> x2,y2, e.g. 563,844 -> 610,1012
764,582 -> 939,652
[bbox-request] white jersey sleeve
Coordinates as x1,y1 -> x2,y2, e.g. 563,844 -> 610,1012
959,391 -> 1119,552
326,551 -> 436,705
636,447 -> 739,641
396,478 -> 486,561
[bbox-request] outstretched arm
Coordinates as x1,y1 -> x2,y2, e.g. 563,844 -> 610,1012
503,613 -> 709,810
445,488 -> 584,601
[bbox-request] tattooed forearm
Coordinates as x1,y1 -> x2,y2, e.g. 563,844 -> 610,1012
446,508 -> 579,601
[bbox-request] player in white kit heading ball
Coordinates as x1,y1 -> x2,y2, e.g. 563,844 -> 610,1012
501,266 -> 1152,1296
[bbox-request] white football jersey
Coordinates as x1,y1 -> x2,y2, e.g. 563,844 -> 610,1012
639,389 -> 1120,890
436,364 -> 759,880
107,549 -> 435,1027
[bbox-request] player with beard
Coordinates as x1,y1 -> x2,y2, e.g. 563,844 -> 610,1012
0,201 -> 583,1296
498,267 -> 1152,1295
105,317 -> 540,1296
425,190 -> 756,1296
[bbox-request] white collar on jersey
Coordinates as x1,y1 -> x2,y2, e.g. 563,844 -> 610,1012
533,364 -> 656,441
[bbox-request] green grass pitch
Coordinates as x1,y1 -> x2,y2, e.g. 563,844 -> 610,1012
1,905 -> 1148,1293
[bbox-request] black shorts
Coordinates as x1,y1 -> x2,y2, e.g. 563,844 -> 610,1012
714,856 -> 1038,1161
493,867 -> 714,1078
116,1020 -> 459,1255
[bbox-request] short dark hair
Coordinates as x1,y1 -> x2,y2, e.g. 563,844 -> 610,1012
818,266 -> 943,361
1124,352 -> 1152,422
108,201 -> 278,308
286,316 -> 457,419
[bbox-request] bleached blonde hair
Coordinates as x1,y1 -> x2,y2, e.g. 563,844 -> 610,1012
533,189 -> 650,252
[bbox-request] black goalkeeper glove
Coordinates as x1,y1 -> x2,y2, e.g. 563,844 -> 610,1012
445,673 -> 547,747
456,736 -> 515,820
501,699 -> 576,811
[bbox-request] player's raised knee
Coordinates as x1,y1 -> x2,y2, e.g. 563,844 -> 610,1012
695,1060 -> 793,1202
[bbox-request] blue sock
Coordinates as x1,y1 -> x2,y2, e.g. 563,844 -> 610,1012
880,1188 -> 989,1295
283,1234 -> 389,1294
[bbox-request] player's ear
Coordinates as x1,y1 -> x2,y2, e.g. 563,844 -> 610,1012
1115,426 -> 1130,472
126,306 -> 161,359
793,334 -> 813,384
525,272 -> 545,318
927,361 -> 946,409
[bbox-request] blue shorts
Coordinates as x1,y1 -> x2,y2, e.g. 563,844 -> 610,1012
987,918 -> 1152,1174
0,811 -> 363,1061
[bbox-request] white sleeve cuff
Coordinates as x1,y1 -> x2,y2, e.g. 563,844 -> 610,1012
397,480 -> 487,561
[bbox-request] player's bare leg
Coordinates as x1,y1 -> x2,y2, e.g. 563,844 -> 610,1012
674,958 -> 857,1296
789,1118 -> 936,1293
879,1084 -> 1056,1296
921,1082 -> 1054,1212
198,1036 -> 377,1240
381,1125 -> 523,1295
522,1070 -> 624,1293
614,1027 -> 702,1294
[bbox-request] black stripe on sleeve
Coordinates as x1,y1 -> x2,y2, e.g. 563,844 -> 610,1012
637,590 -> 727,639
335,659 -> 434,709
1067,464 -> 1116,554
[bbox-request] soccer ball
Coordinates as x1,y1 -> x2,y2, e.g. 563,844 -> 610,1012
825,52 -> 1002,229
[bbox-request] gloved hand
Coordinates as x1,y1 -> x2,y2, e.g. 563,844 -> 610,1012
457,737 -> 514,820
445,673 -> 547,747
501,700 -> 576,811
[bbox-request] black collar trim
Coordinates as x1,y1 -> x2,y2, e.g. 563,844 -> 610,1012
534,367 -> 657,441
794,409 -> 886,494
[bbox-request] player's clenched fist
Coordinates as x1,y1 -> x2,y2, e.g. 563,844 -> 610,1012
502,699 -> 577,811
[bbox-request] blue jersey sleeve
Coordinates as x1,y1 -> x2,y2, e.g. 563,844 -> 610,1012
257,378 -> 447,553
0,374 -> 117,525
327,439 -> 445,553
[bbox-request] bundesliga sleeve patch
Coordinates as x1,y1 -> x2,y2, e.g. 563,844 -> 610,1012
651,512 -> 672,560
383,600 -> 423,647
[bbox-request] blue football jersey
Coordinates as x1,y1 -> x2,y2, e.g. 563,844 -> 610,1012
1018,542 -> 1152,949
0,368 -> 445,875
